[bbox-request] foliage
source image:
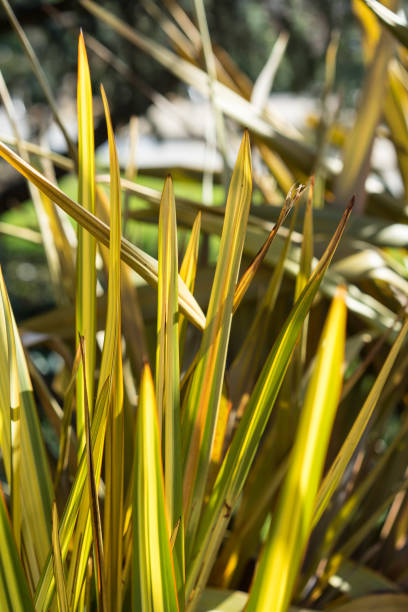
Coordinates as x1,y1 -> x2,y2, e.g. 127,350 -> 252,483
0,1 -> 408,611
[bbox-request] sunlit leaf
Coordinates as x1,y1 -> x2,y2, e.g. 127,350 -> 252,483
156,175 -> 184,602
0,141 -> 205,331
186,199 -> 353,606
75,31 -> 97,461
51,502 -> 68,612
182,131 -> 252,558
133,364 -> 179,611
246,286 -> 347,612
314,317 -> 408,525
179,212 -> 201,367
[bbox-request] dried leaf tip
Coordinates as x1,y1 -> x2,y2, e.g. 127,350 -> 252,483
347,195 -> 356,213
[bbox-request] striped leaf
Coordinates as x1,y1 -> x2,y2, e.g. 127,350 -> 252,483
75,31 -> 97,460
0,270 -> 52,590
182,131 -> 252,556
133,364 -> 179,612
246,286 -> 347,612
156,176 -> 184,602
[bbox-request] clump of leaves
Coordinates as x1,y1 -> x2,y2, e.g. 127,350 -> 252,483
1,3 -> 408,611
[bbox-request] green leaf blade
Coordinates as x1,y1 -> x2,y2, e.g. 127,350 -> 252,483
182,130 -> 252,556
76,31 -> 97,460
133,364 -> 179,612
156,176 -> 184,603
246,286 -> 347,612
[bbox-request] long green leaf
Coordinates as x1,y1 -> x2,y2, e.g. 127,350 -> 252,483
100,83 -> 124,612
76,31 -> 97,460
313,316 -> 408,525
65,81 -> 125,610
228,189 -> 301,407
51,502 -> 68,612
182,130 -> 252,557
133,363 -> 179,611
179,212 -> 201,367
246,286 -> 347,612
156,176 -> 184,603
79,335 -> 107,612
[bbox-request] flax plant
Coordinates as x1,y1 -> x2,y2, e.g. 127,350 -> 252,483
0,5 -> 408,612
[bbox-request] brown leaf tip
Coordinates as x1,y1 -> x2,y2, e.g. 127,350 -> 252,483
347,195 -> 355,212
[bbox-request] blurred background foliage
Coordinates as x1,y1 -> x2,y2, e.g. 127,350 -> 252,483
0,0 -> 369,321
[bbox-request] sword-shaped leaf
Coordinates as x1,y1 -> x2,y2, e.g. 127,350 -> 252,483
66,82 -> 124,610
76,32 -> 97,459
0,270 -> 53,590
246,286 -> 347,612
313,316 -> 408,526
133,364 -> 179,612
182,131 -> 252,556
100,84 -> 124,611
156,176 -> 184,602
179,212 -> 201,367
51,502 -> 68,612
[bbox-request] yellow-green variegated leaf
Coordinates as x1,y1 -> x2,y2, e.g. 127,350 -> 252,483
156,176 -> 184,602
232,184 -> 299,314
229,191 -> 301,407
186,199 -> 353,606
0,141 -> 205,331
0,262 -> 22,554
66,83 -> 124,610
133,364 -> 179,612
313,316 -> 408,526
182,130 -> 252,557
76,31 -> 97,460
291,179 -> 314,403
51,502 -> 68,612
100,84 -> 124,612
246,286 -> 347,612
79,335 -> 107,612
0,270 -> 52,590
179,212 -> 201,367
0,487 -> 34,611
